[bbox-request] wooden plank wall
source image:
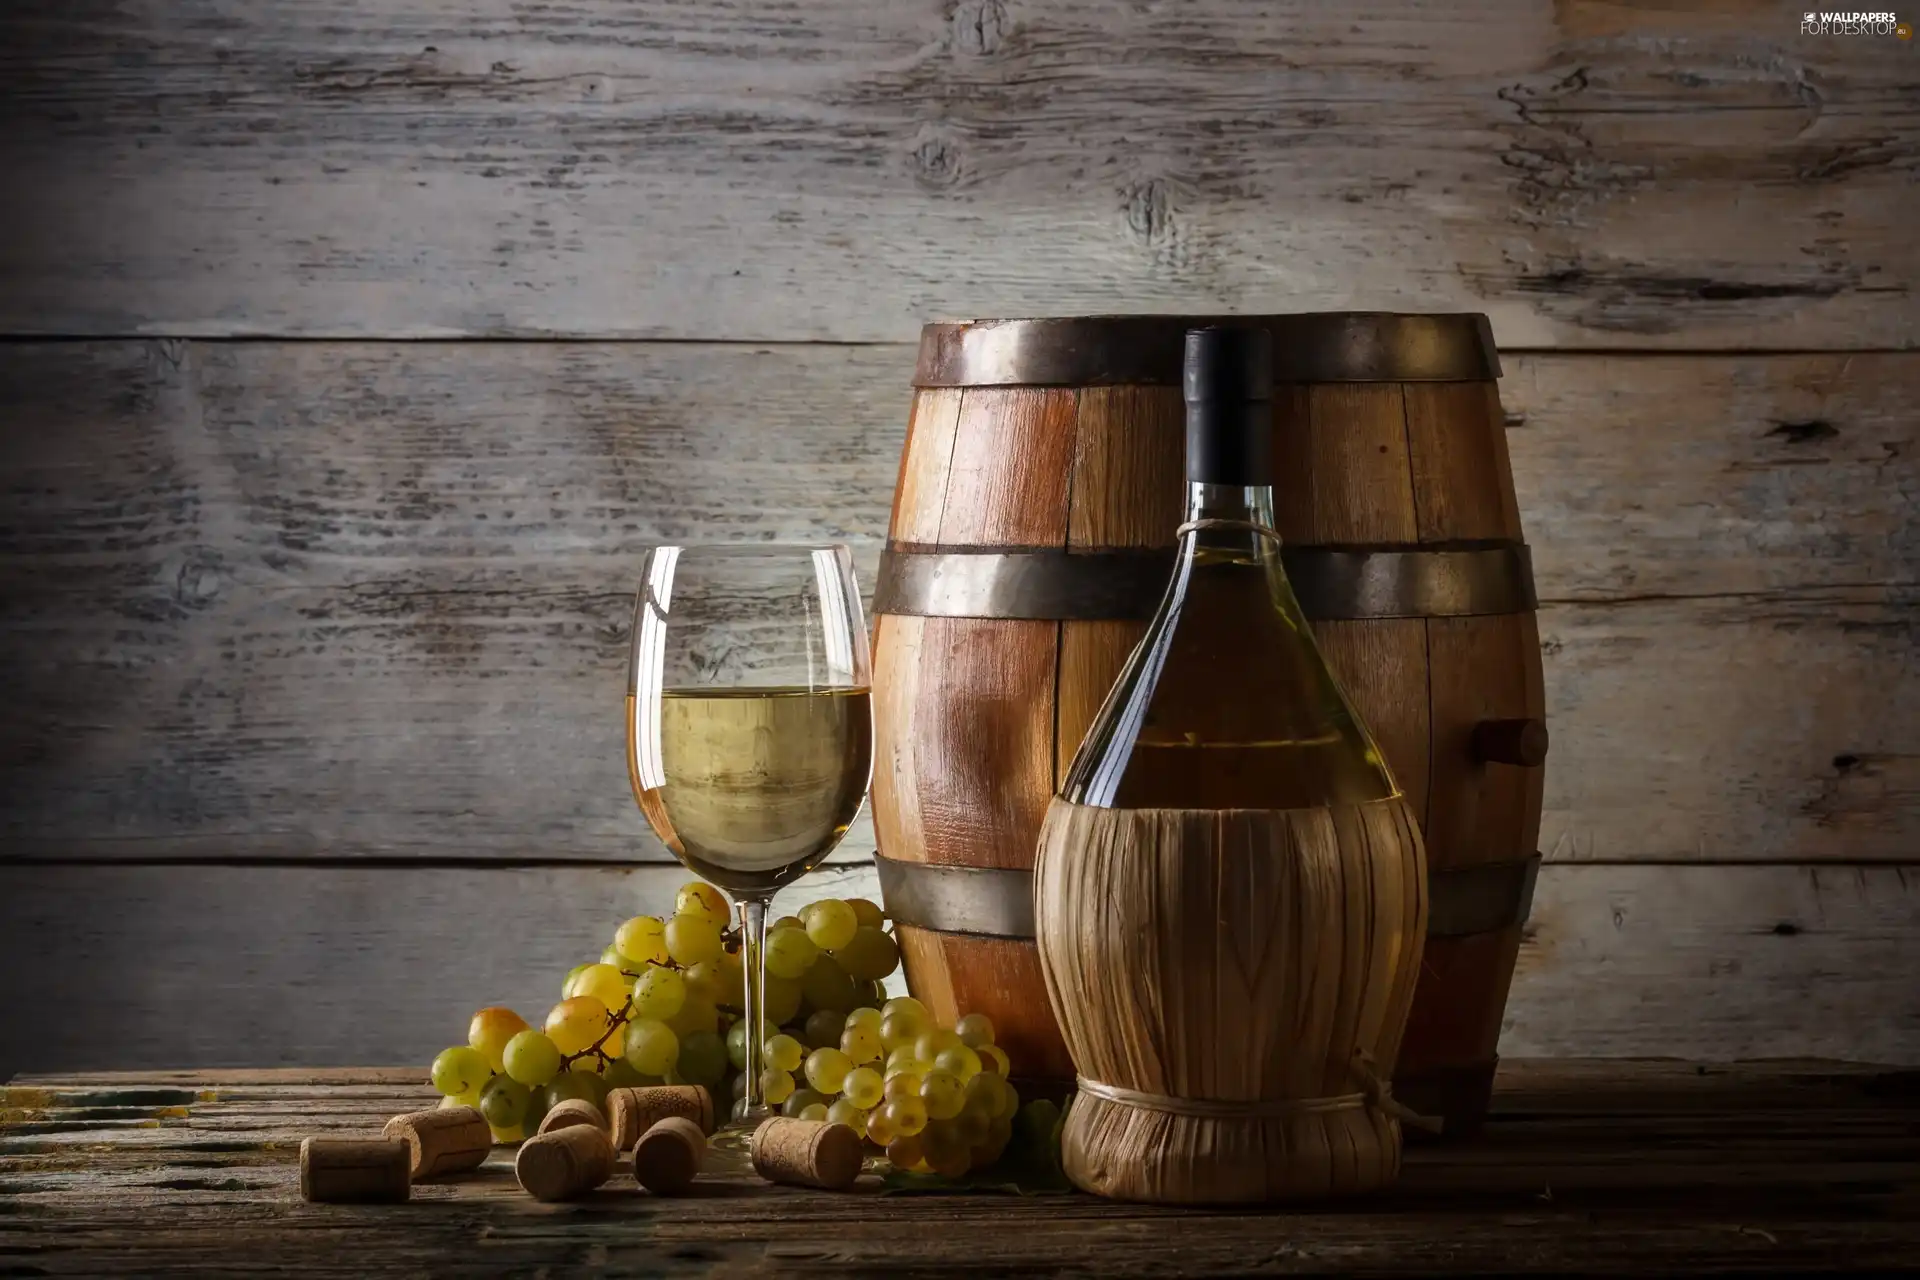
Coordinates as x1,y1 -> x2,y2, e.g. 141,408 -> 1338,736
0,0 -> 1914,1075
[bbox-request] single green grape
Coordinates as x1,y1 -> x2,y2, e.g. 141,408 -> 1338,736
522,1084 -> 552,1134
683,958 -> 733,1006
1018,1097 -> 1061,1143
543,1070 -> 608,1113
919,1069 -> 966,1120
802,899 -> 859,952
800,953 -> 858,1014
840,1023 -> 883,1065
804,1007 -> 849,1050
668,995 -> 720,1037
561,963 -> 591,998
782,1087 -> 826,1118
804,1046 -> 853,1096
864,1105 -> 899,1147
770,914 -> 803,932
675,881 -> 730,927
886,1133 -> 926,1172
431,1045 -> 492,1097
544,995 -> 612,1058
844,1006 -> 882,1034
761,1068 -> 796,1105
979,1044 -> 1011,1078
763,973 -> 804,1025
624,1017 -> 680,1077
962,1071 -> 1005,1122
489,1121 -> 525,1144
833,927 -> 900,982
479,1075 -> 530,1130
826,1098 -> 868,1138
665,913 -> 724,967
881,1096 -> 928,1137
726,1018 -> 778,1070
853,979 -> 887,1011
631,964 -> 687,1020
603,1058 -> 646,1089
846,897 -> 886,929
841,1066 -> 884,1110
572,963 -> 631,1012
501,1031 -> 562,1088
934,1044 -> 983,1081
953,1012 -> 996,1049
676,1029 -> 728,1088
468,1008 -> 530,1073
884,1047 -> 928,1079
763,1033 -> 805,1073
998,1081 -> 1022,1122
913,1028 -> 962,1062
614,915 -> 671,967
884,1071 -> 923,1104
763,927 -> 819,981
798,1103 -> 830,1122
878,1010 -> 926,1053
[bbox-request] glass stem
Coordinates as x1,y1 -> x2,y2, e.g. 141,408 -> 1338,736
737,895 -> 772,1119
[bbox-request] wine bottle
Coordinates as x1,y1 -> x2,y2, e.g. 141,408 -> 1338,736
1034,326 -> 1430,1205
1061,327 -> 1397,811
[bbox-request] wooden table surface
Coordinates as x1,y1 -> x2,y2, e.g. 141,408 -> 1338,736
2,1059 -> 1915,1277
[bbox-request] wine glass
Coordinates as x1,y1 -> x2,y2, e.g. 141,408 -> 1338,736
625,544 -> 873,1141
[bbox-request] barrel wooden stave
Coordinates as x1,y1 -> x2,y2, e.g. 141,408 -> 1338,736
875,315 -> 1546,1126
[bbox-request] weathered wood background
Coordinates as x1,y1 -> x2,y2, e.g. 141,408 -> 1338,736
0,0 -> 1914,1076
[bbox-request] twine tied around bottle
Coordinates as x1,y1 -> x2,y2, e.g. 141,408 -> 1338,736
1075,1050 -> 1443,1134
1175,518 -> 1284,542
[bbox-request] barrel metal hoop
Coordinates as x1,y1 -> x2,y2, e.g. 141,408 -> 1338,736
875,544 -> 1534,621
915,313 -> 1501,388
875,854 -> 1035,940
876,852 -> 1540,942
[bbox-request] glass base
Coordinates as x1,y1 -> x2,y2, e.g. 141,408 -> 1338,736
702,1106 -> 773,1176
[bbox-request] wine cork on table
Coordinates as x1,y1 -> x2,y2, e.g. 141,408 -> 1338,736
633,1116 -> 706,1195
299,1137 -> 411,1203
750,1117 -> 863,1191
514,1124 -> 615,1202
535,1097 -> 609,1136
382,1105 -> 490,1179
609,1085 -> 714,1151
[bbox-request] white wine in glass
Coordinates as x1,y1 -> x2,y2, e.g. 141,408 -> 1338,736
625,544 -> 873,1141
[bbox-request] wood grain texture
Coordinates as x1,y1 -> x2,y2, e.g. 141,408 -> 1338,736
1273,386 -> 1419,545
936,389 -> 1078,548
1065,386 -> 1185,550
1404,383 -> 1525,542
5,862 -> 1914,1074
3,1062 -> 1917,1277
1,342 -> 1913,863
2,2 -> 1913,346
887,389 -> 963,546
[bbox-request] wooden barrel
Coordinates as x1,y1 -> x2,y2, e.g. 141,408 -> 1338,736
872,314 -> 1546,1131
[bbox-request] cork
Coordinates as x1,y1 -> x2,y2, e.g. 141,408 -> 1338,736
382,1105 -> 491,1180
514,1124 -> 615,1202
750,1117 -> 863,1191
608,1085 -> 714,1151
299,1137 -> 411,1203
535,1097 -> 609,1136
632,1116 -> 706,1196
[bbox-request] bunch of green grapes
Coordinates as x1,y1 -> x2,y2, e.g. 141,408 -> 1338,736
753,998 -> 1021,1177
426,882 -> 904,1142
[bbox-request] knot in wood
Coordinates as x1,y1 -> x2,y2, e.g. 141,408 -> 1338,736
1123,179 -> 1174,246
912,131 -> 965,189
952,0 -> 1008,56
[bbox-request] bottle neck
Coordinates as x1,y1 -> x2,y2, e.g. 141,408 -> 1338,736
1181,482 -> 1278,562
